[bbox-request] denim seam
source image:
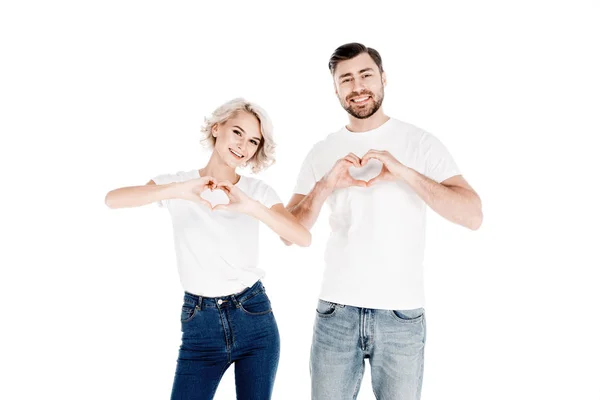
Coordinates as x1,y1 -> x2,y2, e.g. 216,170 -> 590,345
315,303 -> 338,318
389,310 -> 424,323
181,305 -> 201,323
236,288 -> 264,304
352,359 -> 365,400
218,309 -> 231,356
239,302 -> 273,316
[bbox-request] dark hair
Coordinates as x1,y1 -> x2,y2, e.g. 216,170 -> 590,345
328,43 -> 384,75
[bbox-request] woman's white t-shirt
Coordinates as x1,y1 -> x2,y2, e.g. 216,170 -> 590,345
153,170 -> 282,297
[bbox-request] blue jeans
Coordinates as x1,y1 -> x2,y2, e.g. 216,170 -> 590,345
310,300 -> 426,400
170,281 -> 280,400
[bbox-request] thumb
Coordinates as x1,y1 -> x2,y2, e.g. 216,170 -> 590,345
352,179 -> 367,188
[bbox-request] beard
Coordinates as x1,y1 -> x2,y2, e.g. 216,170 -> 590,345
340,88 -> 384,119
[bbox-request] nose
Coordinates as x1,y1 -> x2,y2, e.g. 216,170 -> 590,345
351,79 -> 366,93
236,140 -> 246,154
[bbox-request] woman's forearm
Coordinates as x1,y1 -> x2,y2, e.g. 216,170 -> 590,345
105,182 -> 179,209
249,202 -> 312,247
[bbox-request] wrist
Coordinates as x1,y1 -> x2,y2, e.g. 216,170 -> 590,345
165,182 -> 184,199
398,165 -> 416,183
246,198 -> 264,217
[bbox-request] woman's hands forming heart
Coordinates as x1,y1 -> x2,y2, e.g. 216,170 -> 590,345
212,181 -> 257,214
175,177 -> 256,213
175,176 -> 217,209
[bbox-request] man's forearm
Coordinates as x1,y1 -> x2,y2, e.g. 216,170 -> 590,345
403,168 -> 483,230
288,180 -> 333,230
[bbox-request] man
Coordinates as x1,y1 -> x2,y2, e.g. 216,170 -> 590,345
284,43 -> 483,399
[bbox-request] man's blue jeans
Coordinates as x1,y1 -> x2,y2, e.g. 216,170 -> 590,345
170,281 -> 280,400
310,300 -> 426,400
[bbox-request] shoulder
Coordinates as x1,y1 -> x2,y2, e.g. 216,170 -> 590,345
308,127 -> 346,157
388,118 -> 427,138
238,175 -> 272,192
152,169 -> 198,185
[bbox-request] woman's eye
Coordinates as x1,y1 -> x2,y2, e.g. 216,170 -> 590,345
234,130 -> 242,136
250,140 -> 258,146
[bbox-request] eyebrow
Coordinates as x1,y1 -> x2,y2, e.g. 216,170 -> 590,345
338,68 -> 375,80
234,125 -> 262,142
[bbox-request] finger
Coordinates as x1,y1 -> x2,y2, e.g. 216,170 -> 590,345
366,172 -> 387,187
345,153 -> 362,166
195,198 -> 213,209
216,180 -> 233,190
213,204 -> 227,211
351,179 -> 368,188
202,175 -> 216,185
343,156 -> 361,168
361,152 -> 384,165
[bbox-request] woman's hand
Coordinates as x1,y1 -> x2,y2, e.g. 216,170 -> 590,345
174,176 -> 217,209
213,181 -> 259,214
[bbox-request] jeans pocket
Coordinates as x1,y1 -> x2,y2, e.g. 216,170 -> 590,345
315,300 -> 338,318
239,291 -> 272,316
390,308 -> 424,323
181,304 -> 199,323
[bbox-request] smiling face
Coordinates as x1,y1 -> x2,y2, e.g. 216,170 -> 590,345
212,111 -> 263,169
333,52 -> 386,119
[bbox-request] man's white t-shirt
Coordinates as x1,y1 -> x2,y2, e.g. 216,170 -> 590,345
294,118 -> 460,310
153,170 -> 282,297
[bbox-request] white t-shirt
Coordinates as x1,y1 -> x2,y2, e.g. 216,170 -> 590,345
294,118 -> 460,310
153,169 -> 282,297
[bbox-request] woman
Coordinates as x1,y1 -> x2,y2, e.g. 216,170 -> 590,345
105,98 -> 311,400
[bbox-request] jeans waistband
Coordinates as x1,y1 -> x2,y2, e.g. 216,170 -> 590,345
183,280 -> 265,309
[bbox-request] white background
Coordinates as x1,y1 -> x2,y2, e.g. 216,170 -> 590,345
1,1 -> 599,399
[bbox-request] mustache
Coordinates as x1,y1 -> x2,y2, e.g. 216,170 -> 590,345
346,90 -> 374,102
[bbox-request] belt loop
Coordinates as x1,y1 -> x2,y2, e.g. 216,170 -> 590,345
197,295 -> 203,310
231,294 -> 241,308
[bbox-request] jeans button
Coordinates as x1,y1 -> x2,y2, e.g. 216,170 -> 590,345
217,299 -> 223,305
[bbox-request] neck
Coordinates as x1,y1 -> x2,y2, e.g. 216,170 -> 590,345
200,151 -> 240,183
346,107 -> 389,133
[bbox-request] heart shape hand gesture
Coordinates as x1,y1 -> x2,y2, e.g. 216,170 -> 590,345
325,150 -> 407,190
359,149 -> 407,186
176,176 -> 255,213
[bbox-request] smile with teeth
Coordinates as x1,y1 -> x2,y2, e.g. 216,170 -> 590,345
229,149 -> 244,159
351,95 -> 371,104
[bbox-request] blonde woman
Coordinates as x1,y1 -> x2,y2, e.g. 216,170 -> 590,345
105,98 -> 310,400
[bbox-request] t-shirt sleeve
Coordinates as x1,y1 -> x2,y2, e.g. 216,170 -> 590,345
292,146 -> 318,195
151,171 -> 187,208
420,132 -> 461,183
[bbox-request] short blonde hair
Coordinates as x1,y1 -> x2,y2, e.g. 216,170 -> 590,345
200,98 -> 276,173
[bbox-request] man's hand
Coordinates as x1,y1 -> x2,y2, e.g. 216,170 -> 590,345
323,153 -> 368,190
360,150 -> 409,186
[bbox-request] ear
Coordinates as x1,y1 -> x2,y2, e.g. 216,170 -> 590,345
211,124 -> 219,138
382,71 -> 387,87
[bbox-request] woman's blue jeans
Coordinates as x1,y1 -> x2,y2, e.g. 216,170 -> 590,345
170,281 -> 280,400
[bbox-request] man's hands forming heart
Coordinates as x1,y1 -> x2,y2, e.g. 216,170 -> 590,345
360,149 -> 407,186
324,150 -> 407,190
